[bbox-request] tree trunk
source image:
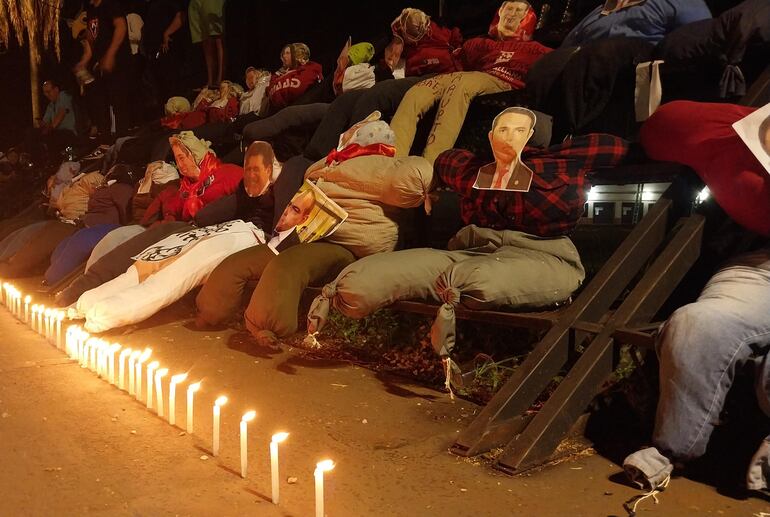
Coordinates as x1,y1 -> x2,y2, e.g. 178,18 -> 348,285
29,36 -> 41,128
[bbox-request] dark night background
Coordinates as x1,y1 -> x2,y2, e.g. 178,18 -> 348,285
0,0 -> 741,151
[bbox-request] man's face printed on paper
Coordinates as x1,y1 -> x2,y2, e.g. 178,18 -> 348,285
275,189 -> 315,232
489,111 -> 535,166
243,152 -> 272,197
497,1 -> 529,39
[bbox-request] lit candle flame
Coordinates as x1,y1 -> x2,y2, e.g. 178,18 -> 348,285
188,381 -> 201,393
241,410 -> 256,423
147,360 -> 160,370
272,432 -> 289,444
316,460 -> 335,472
170,373 -> 188,385
156,368 -> 169,378
24,295 -> 30,303
215,396 -> 228,407
137,348 -> 152,364
57,311 -> 65,321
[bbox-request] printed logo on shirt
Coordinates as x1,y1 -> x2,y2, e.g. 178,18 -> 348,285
88,17 -> 99,40
269,77 -> 302,95
494,50 -> 515,65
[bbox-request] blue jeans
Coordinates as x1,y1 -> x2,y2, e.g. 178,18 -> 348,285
653,247 -> 770,461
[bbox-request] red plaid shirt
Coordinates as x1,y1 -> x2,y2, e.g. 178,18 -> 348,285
435,134 -> 629,237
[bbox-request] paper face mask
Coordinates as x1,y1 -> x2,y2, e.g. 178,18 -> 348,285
473,107 -> 536,192
732,102 -> 770,176
493,1 -> 536,41
243,141 -> 277,197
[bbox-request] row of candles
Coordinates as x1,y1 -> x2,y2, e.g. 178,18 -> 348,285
0,282 -> 335,516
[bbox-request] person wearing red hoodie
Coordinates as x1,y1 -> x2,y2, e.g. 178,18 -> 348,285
143,130 -> 242,223
386,7 -> 463,77
266,43 -> 323,114
390,0 -> 551,164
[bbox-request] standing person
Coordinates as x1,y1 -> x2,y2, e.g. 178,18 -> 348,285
143,0 -> 188,116
75,0 -> 131,139
189,0 -> 226,88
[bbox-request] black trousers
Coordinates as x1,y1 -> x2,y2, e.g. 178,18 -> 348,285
304,76 -> 424,160
88,64 -> 132,137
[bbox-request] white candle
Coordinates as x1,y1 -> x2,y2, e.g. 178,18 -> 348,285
135,348 -> 152,400
154,368 -> 169,417
186,382 -> 201,433
1,282 -> 6,305
37,305 -> 44,335
128,351 -> 140,395
23,296 -> 30,323
270,432 -> 289,504
55,312 -> 64,349
107,343 -> 121,384
118,348 -> 133,390
146,361 -> 159,408
44,309 -> 51,341
95,340 -> 107,376
65,325 -> 75,357
315,460 -> 335,517
240,411 -> 257,479
212,396 -> 227,457
168,373 -> 187,426
30,305 -> 38,332
77,329 -> 87,362
99,341 -> 110,378
89,338 -> 98,371
82,338 -> 93,368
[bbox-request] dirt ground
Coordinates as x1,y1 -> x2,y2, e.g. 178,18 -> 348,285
0,287 -> 769,517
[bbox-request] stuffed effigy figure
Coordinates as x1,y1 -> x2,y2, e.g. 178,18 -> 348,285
390,0 -> 550,163
305,114 -> 433,257
55,221 -> 192,307
141,131 -> 242,223
309,106 -> 628,388
195,116 -> 431,331
73,220 -> 265,333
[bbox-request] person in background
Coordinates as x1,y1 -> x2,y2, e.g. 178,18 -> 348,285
75,0 -> 131,139
189,0 -> 226,88
143,0 -> 188,116
28,80 -> 79,163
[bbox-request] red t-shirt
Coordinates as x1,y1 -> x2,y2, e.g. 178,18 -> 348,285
267,62 -> 323,110
459,38 -> 551,89
641,101 -> 770,237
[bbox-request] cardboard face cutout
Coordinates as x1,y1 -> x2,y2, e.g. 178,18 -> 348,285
732,102 -> 770,176
268,180 -> 348,254
600,0 -> 647,15
473,108 -> 536,192
490,1 -> 536,41
243,141 -> 276,197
